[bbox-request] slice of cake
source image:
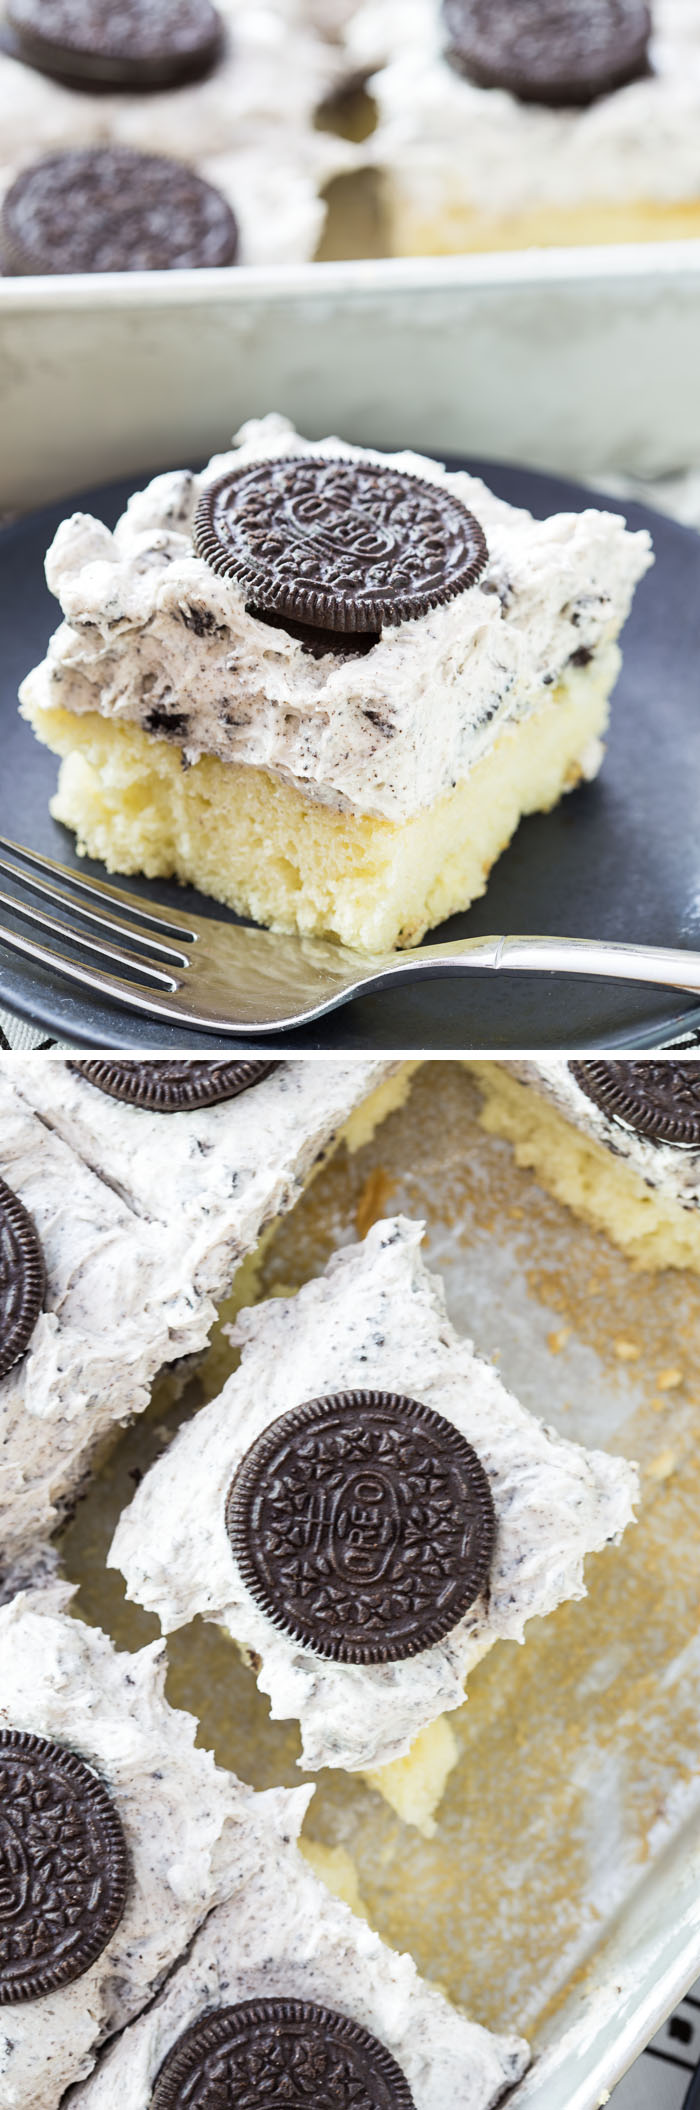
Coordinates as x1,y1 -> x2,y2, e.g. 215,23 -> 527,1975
111,1215 -> 638,1828
470,1058 -> 700,1274
0,1581 -> 279,2109
348,0 -> 700,256
66,1749 -> 529,2110
0,1057 -> 404,1578
0,0 -> 348,266
20,414 -> 652,954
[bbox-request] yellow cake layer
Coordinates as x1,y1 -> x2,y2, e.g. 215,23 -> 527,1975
25,646 -> 617,954
299,1840 -> 369,1919
384,189 -> 700,256
468,1061 -> 700,1275
342,1062 -> 420,1150
365,1714 -> 461,1837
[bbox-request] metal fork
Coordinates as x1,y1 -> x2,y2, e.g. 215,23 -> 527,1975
2,832 -> 700,1036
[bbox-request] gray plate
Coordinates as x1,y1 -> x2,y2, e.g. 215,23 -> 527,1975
2,455 -> 699,1050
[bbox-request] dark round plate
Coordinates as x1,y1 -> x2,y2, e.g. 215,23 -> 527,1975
2,454 -> 700,1051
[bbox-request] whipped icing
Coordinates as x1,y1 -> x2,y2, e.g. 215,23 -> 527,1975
68,1742 -> 529,2110
302,0 -> 361,42
21,414 -> 652,826
0,1058 -> 396,1569
508,1060 -> 700,1213
0,1582 -> 274,2110
0,2 -> 348,266
349,0 -> 700,215
111,1216 -> 638,1772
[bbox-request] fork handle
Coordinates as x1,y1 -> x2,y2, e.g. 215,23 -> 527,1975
383,933 -> 700,996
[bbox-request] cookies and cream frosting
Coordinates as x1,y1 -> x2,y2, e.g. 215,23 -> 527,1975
508,1060 -> 700,1212
0,1582 -> 274,2110
111,1216 -> 638,1772
303,0 -> 361,39
0,1058 -> 398,1571
67,1732 -> 529,2110
13,1057 -> 399,1302
20,414 -> 652,826
349,0 -> 700,215
0,2 -> 348,265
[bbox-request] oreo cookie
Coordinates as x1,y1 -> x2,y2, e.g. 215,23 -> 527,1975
0,1177 -> 45,1383
6,0 -> 223,93
150,1999 -> 416,2110
193,456 -> 489,638
226,1389 -> 496,1663
0,1730 -> 128,2002
570,1061 -> 700,1148
441,0 -> 652,107
69,1059 -> 278,1111
1,148 -> 239,276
